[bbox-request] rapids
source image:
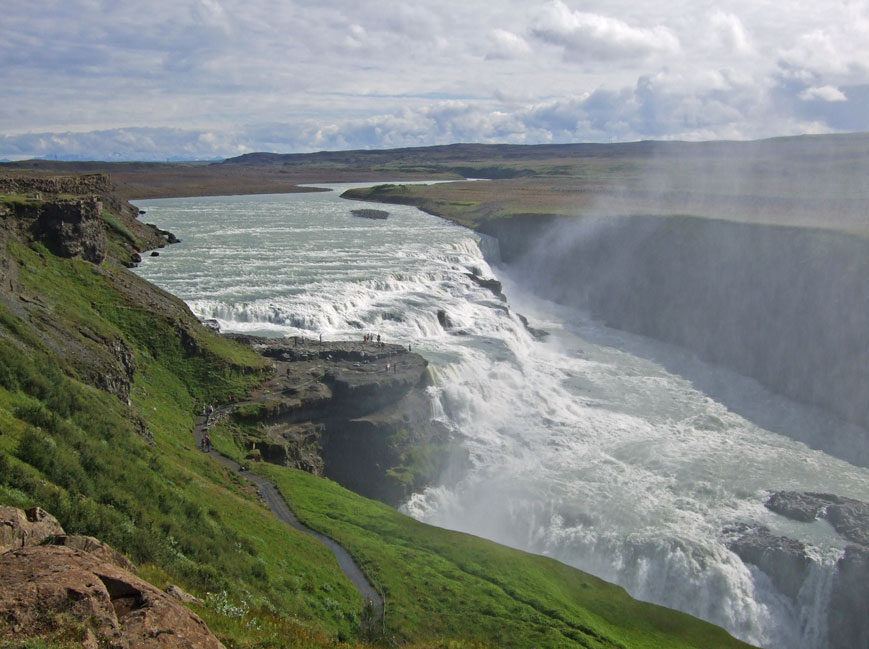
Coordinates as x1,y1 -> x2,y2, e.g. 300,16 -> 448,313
134,186 -> 869,649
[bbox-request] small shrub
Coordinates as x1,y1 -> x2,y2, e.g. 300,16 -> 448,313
206,590 -> 249,619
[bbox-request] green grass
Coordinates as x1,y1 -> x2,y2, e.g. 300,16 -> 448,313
261,465 -> 753,649
0,236 -> 362,646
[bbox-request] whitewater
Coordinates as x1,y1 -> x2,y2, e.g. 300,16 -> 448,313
133,185 -> 869,649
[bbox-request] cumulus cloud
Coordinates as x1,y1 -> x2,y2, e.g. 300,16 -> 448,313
708,11 -> 753,55
799,85 -> 848,102
776,12 -> 869,85
2,1 -> 869,159
486,29 -> 532,60
0,73 -> 824,162
0,127 -> 246,161
531,0 -> 679,62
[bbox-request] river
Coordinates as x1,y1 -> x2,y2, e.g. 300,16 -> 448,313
133,185 -> 869,649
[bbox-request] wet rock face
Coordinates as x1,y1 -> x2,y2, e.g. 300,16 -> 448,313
33,197 -> 107,264
828,544 -> 869,649
728,491 -> 869,649
0,545 -> 225,649
465,272 -> 506,301
725,525 -> 811,601
766,491 -> 869,546
764,491 -> 829,522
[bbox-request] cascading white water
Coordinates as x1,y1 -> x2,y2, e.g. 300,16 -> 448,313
134,186 -> 869,649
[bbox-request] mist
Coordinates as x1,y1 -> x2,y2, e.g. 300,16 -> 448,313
445,139 -> 869,649
499,138 -> 869,451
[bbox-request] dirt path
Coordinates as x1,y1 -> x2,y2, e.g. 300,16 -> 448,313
193,414 -> 385,633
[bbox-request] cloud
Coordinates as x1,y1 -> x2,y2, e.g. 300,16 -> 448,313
776,12 -> 869,85
2,1 -> 869,159
708,11 -> 753,55
799,85 -> 848,102
486,29 -> 532,60
531,0 -> 679,62
0,127 -> 247,161
0,71 -> 830,162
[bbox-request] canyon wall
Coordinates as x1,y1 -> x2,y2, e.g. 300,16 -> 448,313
483,214 -> 869,436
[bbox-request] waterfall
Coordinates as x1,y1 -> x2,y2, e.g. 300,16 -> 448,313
134,188 -> 869,649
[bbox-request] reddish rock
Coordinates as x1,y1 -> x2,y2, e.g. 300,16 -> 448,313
166,584 -> 205,606
46,534 -> 138,573
0,546 -> 225,649
0,505 -> 65,553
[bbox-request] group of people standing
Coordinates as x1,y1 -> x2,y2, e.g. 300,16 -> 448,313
363,333 -> 384,346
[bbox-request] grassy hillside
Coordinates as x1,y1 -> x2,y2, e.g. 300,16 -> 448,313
260,465 -> 751,649
0,191 -> 755,648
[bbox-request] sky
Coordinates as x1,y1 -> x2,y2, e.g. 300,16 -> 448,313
2,0 -> 869,160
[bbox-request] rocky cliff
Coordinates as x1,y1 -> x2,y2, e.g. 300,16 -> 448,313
483,213 -> 869,440
1,173 -> 450,503
0,172 -> 112,197
0,172 -> 171,265
0,175 -> 200,408
217,335 -> 453,505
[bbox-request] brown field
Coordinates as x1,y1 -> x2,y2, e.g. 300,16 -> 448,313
3,133 -> 868,235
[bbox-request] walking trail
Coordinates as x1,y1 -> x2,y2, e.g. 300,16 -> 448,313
193,413 -> 385,633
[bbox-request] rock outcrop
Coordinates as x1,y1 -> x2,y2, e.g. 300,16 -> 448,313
0,172 -> 178,267
0,506 -> 65,553
0,545 -> 225,649
726,491 -> 869,649
0,506 -> 224,649
351,208 -> 389,220
465,271 -> 505,300
725,524 -> 811,601
0,173 -> 112,197
766,491 -> 869,546
46,534 -> 138,573
221,335 -> 451,504
33,197 -> 108,264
